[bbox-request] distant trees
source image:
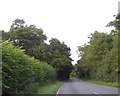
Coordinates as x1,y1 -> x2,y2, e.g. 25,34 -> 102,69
75,14 -> 119,83
70,69 -> 78,78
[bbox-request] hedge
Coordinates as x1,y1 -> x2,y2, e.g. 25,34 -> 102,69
2,41 -> 56,94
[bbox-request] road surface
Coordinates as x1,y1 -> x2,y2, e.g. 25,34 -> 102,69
57,79 -> 119,96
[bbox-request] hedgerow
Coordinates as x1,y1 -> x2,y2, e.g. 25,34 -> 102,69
2,40 -> 56,94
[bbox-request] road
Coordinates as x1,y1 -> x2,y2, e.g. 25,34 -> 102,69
57,79 -> 119,96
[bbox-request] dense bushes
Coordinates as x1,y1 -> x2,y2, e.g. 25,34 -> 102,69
2,41 -> 56,94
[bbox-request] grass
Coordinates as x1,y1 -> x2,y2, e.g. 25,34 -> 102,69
82,79 -> 119,88
36,81 -> 63,94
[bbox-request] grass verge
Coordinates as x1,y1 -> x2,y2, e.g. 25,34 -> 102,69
82,79 -> 118,88
36,81 -> 63,94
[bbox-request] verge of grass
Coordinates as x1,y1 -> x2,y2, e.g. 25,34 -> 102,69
81,78 -> 118,88
36,81 -> 63,94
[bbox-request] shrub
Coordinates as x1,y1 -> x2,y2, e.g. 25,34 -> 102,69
2,41 -> 56,94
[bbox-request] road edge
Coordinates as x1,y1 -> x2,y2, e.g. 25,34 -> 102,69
56,82 -> 64,96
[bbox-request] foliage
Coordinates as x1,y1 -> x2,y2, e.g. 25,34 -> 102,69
49,38 -> 73,80
83,79 -> 118,88
2,41 -> 56,94
70,69 -> 78,78
106,13 -> 120,30
76,14 -> 119,83
3,19 -> 73,81
3,19 -> 47,55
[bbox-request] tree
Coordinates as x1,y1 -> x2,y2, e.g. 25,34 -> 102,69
7,19 -> 47,56
76,14 -> 119,82
3,19 -> 73,81
106,13 -> 120,30
49,38 -> 73,80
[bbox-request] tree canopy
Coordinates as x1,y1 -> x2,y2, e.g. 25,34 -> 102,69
2,19 -> 73,81
75,13 -> 119,83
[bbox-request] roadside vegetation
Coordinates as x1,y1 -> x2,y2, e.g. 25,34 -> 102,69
36,81 -> 63,94
80,78 -> 118,88
2,41 -> 56,94
74,13 -> 120,87
1,12 -> 119,95
1,19 -> 73,94
86,80 -> 118,88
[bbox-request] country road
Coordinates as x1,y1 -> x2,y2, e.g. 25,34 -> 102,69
57,79 -> 119,96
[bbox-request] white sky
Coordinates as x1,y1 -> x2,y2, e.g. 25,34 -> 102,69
0,0 -> 119,64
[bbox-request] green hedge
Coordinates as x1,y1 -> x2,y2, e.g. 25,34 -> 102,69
2,41 -> 56,94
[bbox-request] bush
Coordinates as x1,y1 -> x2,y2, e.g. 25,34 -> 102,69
2,41 -> 56,94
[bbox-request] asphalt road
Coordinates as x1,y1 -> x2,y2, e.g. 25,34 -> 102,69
57,79 -> 119,96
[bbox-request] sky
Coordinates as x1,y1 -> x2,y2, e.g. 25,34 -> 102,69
0,0 -> 119,64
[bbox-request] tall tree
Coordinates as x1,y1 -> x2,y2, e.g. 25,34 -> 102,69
49,38 -> 73,80
76,14 -> 119,82
3,19 -> 73,80
6,19 -> 47,56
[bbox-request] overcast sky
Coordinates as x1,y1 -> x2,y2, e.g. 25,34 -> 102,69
0,0 -> 119,64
